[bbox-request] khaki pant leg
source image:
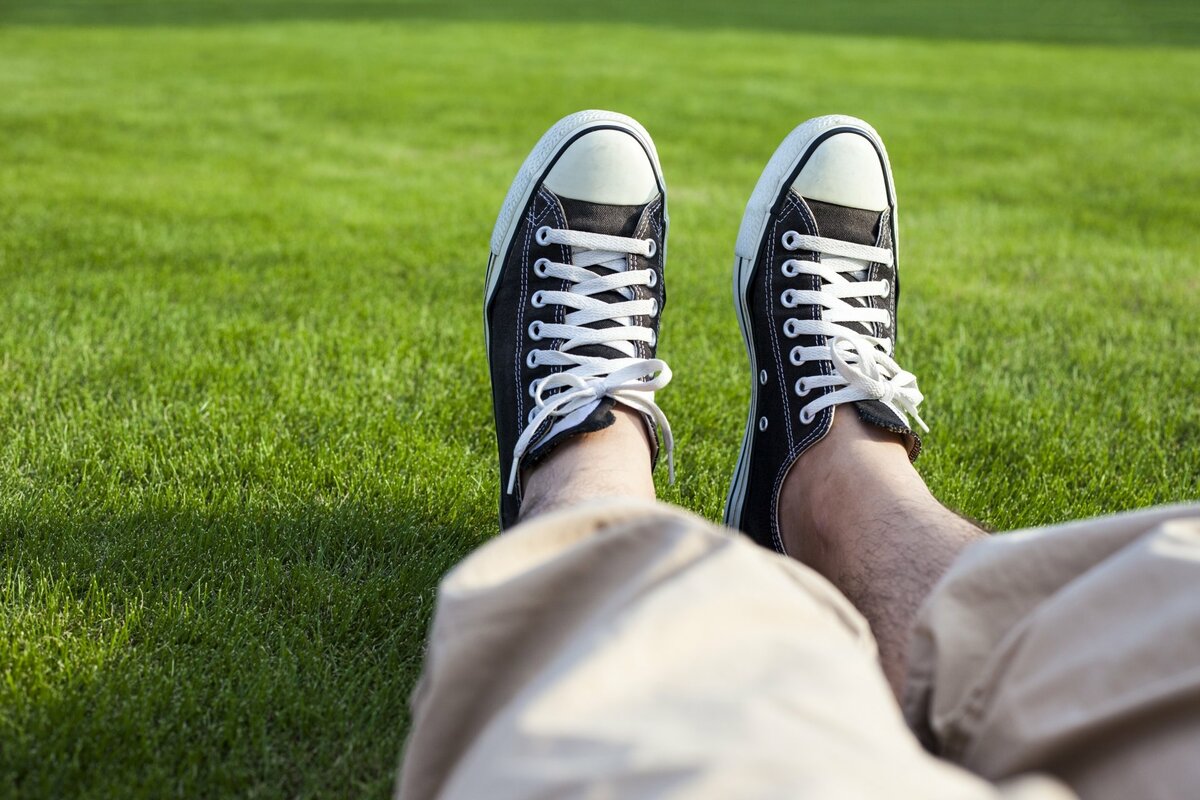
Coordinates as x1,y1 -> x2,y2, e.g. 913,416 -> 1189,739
906,504 -> 1200,800
397,499 -> 1068,800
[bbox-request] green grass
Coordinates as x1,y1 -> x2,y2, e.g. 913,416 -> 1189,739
1,1 -> 1198,796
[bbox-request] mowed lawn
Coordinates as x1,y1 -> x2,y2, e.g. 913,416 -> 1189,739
1,1 -> 1198,796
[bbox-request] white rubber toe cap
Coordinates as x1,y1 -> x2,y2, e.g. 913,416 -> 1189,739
791,131 -> 888,212
544,129 -> 659,205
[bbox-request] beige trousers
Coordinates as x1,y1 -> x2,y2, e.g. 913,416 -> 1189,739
397,500 -> 1200,800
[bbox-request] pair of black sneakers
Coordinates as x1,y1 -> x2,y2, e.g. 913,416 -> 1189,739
484,110 -> 927,553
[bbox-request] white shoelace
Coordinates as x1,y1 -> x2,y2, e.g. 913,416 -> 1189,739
507,225 -> 674,493
779,230 -> 928,431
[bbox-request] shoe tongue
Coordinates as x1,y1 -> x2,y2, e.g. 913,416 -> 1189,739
559,196 -> 644,238
804,198 -> 882,247
803,197 -> 885,338
556,195 -> 651,361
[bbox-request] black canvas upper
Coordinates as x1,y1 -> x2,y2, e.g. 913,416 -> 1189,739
487,187 -> 666,529
734,187 -> 920,552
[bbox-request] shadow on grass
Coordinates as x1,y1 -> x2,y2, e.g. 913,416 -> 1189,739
2,0 -> 1199,46
0,498 -> 489,798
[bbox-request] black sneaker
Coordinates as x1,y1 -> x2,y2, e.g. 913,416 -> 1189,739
724,115 -> 927,552
485,110 -> 673,529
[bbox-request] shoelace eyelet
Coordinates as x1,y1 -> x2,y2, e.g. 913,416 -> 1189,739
780,289 -> 798,308
789,347 -> 804,366
758,416 -> 768,432
504,225 -> 678,497
881,279 -> 891,298
799,407 -> 815,424
794,378 -> 811,397
782,318 -> 800,338
781,231 -> 801,250
781,259 -> 801,278
759,369 -> 768,385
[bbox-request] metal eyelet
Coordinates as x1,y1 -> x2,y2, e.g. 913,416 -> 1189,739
526,350 -> 539,369
789,347 -> 803,366
647,270 -> 658,288
881,279 -> 892,298
535,226 -> 552,246
780,289 -> 797,308
644,239 -> 657,258
799,407 -> 815,424
759,369 -> 768,385
781,259 -> 800,278
758,416 -> 768,432
794,378 -> 810,397
649,298 -> 659,317
531,291 -> 546,308
533,258 -> 551,278
781,231 -> 801,250
782,319 -> 800,338
528,320 -> 544,340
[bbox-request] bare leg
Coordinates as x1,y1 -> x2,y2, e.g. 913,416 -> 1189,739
519,407 -> 655,522
779,409 -> 984,699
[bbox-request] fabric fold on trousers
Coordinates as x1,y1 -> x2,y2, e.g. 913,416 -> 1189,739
906,504 -> 1200,800
397,498 -> 1069,800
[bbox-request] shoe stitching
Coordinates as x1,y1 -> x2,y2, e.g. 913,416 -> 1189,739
868,206 -> 908,426
647,199 -> 666,457
529,188 -> 571,451
632,207 -> 647,361
764,208 -> 793,448
508,197 -> 538,512
514,190 -> 558,469
514,198 -> 536,439
545,188 -> 569,375
873,207 -> 891,345
766,194 -> 834,552
634,198 -> 663,362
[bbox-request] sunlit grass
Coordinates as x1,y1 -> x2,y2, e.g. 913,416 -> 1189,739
1,2 -> 1197,796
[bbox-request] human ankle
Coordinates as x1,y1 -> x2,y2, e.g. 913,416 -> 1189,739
778,409 -> 912,555
519,406 -> 655,522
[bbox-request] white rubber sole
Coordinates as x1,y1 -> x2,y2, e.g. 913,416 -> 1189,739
483,110 -> 667,354
723,115 -> 899,530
